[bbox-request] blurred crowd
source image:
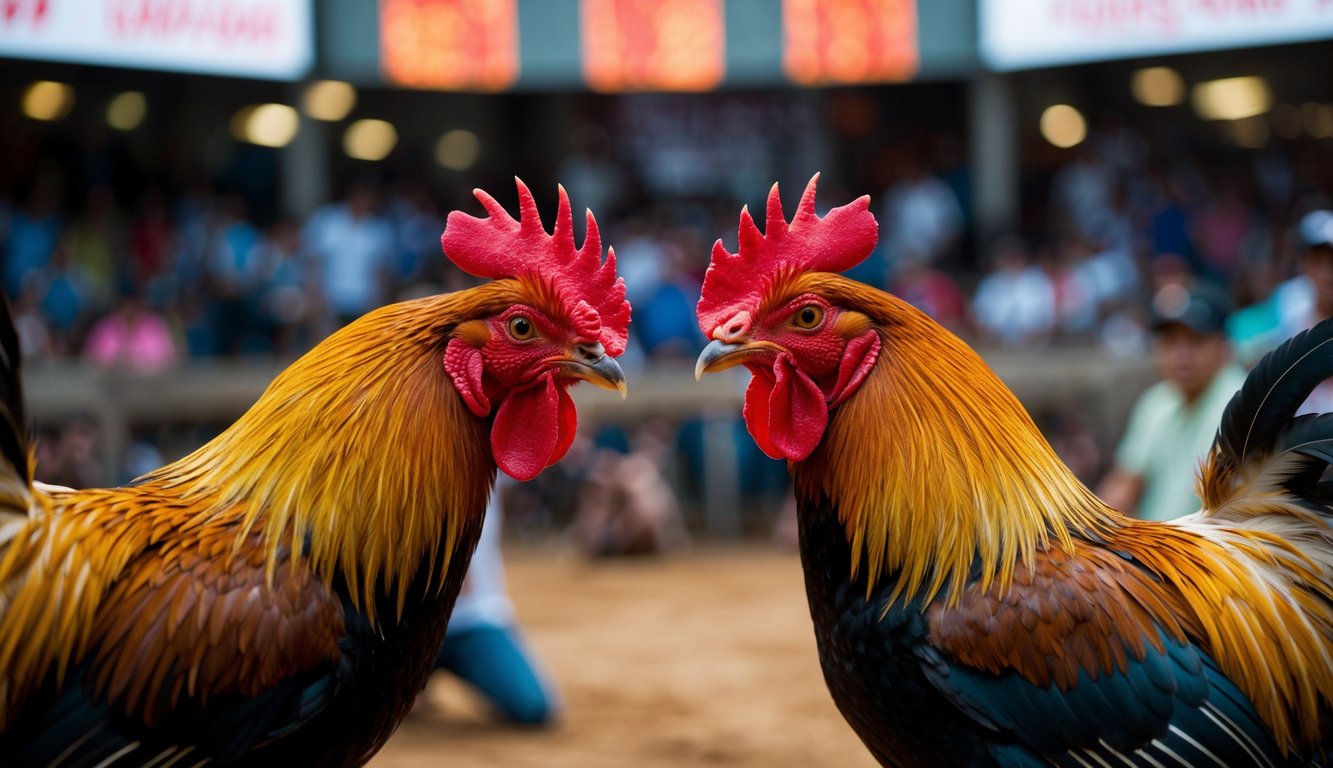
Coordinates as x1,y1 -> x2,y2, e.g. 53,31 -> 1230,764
5,111 -> 1333,538
876,131 -> 1332,370
2,173 -> 460,372
4,125 -> 1329,381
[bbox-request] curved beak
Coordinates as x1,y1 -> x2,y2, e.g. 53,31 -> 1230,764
556,343 -> 627,399
694,339 -> 784,380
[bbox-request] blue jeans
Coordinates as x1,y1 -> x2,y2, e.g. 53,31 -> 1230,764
435,625 -> 558,725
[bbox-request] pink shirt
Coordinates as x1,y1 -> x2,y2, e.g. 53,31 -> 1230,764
85,312 -> 177,374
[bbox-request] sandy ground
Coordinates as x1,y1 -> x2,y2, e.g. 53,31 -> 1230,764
370,546 -> 881,768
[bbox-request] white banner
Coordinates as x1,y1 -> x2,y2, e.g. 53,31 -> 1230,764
982,0 -> 1333,71
0,0 -> 312,80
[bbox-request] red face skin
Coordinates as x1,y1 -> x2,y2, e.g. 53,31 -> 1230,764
446,303 -> 615,481
706,293 -> 880,461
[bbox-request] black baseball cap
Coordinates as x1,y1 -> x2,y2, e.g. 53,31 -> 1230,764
1151,283 -> 1231,336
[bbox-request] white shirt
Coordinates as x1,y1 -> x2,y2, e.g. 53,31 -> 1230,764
303,204 -> 393,316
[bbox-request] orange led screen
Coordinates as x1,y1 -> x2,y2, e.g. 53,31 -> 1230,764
784,0 -> 917,85
582,0 -> 725,92
381,0 -> 519,90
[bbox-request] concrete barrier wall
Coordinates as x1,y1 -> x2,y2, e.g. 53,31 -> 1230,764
20,350 -> 1158,534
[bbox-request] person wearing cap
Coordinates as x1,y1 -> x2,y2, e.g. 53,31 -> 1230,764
1097,283 -> 1246,522
1270,209 -> 1333,414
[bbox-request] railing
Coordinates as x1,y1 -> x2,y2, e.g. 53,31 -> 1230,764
21,349 -> 1158,535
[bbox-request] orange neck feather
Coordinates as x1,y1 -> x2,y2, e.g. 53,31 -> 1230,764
793,276 -> 1118,605
138,289 -> 514,623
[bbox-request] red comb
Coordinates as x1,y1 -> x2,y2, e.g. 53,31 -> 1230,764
697,173 -> 878,335
442,178 -> 631,356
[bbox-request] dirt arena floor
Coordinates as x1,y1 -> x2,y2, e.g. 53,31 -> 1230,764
370,545 -> 880,768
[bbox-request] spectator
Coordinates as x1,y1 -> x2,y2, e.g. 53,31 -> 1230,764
431,479 -> 559,726
1271,209 -> 1333,413
571,423 -> 690,558
1274,210 -> 1333,338
302,183 -> 394,328
1098,284 -> 1245,521
386,182 -> 444,288
35,419 -> 103,490
253,219 -> 316,356
1041,238 -> 1098,338
1050,146 -> 1115,240
5,179 -> 63,298
1193,176 -> 1253,283
12,278 -> 54,361
889,251 -> 969,335
879,149 -> 963,268
634,229 -> 703,360
556,124 -> 628,229
129,187 -> 175,282
84,288 -> 178,374
65,183 -> 124,311
38,238 -> 94,352
1147,168 -> 1198,269
972,236 -> 1055,346
610,215 -> 667,308
206,194 -> 266,355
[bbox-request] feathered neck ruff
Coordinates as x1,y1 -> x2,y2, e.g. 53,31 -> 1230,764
137,288 -> 517,624
793,277 -> 1119,606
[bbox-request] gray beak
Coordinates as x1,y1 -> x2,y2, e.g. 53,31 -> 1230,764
559,343 -> 627,398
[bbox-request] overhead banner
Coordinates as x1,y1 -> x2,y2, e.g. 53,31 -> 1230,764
581,0 -> 725,92
380,0 -> 519,90
783,0 -> 917,85
982,0 -> 1333,71
0,0 -> 312,80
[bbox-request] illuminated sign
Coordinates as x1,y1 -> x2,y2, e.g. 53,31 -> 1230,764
581,0 -> 725,92
783,0 -> 917,85
380,0 -> 518,90
982,0 -> 1333,71
0,0 -> 312,80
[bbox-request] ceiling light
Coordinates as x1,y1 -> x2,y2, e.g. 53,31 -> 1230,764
1192,76 -> 1271,121
344,119 -> 397,161
1040,104 -> 1086,149
232,103 -> 300,148
302,80 -> 356,121
106,91 -> 147,131
1131,67 -> 1184,107
435,129 -> 481,170
22,81 -> 74,121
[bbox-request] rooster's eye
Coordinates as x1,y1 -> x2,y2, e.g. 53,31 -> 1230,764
507,316 -> 537,340
793,305 -> 824,329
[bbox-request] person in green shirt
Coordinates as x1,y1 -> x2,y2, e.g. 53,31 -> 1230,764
1098,283 -> 1246,522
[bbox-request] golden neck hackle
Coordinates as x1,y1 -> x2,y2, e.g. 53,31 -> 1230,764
136,288 -> 517,623
793,275 -> 1117,606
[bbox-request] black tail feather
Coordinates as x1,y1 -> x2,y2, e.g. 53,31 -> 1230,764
1218,317 -> 1333,465
0,296 -> 31,490
1272,413 -> 1333,507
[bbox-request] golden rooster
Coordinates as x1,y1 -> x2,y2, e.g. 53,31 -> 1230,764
0,179 -> 630,767
695,174 -> 1333,767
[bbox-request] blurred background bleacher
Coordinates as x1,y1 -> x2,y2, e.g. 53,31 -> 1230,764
1,0 -> 1329,539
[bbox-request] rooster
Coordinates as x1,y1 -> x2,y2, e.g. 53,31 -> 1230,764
695,174 -> 1333,767
0,179 -> 630,767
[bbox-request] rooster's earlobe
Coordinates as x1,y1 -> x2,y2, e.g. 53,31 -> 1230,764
444,340 -> 490,417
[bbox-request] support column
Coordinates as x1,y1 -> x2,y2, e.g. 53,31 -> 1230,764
969,71 -> 1020,252
282,85 -> 331,220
